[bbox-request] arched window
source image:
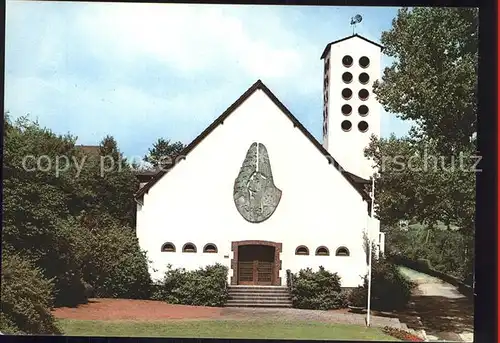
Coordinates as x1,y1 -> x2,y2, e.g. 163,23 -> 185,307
336,247 -> 350,256
315,246 -> 330,256
295,246 -> 309,256
203,243 -> 218,253
161,242 -> 176,252
182,243 -> 197,253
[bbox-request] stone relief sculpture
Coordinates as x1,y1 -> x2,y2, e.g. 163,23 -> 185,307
233,142 -> 282,223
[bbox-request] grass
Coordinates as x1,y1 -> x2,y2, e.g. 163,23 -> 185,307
58,318 -> 398,340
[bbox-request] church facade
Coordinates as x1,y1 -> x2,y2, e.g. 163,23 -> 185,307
135,34 -> 385,288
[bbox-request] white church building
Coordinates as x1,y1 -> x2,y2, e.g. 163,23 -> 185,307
135,34 -> 385,288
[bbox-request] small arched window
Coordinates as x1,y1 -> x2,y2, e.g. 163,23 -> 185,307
161,242 -> 176,252
336,247 -> 350,256
182,243 -> 197,253
203,243 -> 218,253
295,246 -> 309,256
315,246 -> 330,256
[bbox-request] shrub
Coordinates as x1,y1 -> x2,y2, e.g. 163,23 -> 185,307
348,286 -> 367,307
365,259 -> 414,311
1,253 -> 61,335
153,264 -> 229,307
80,226 -> 153,300
289,266 -> 348,310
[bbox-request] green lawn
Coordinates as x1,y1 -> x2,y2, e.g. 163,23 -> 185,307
58,318 -> 398,340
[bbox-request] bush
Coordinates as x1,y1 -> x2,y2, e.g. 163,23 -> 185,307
366,259 -> 414,311
153,264 -> 229,307
348,286 -> 367,307
1,253 -> 61,335
80,226 -> 153,300
289,266 -> 348,310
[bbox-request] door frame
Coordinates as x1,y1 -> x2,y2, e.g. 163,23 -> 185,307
231,240 -> 282,286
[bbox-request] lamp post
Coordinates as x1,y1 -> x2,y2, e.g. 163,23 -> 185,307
366,176 -> 375,327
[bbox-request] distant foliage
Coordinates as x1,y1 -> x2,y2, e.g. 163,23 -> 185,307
289,267 -> 348,310
384,225 -> 472,282
0,253 -> 61,335
143,138 -> 186,169
152,264 -> 229,307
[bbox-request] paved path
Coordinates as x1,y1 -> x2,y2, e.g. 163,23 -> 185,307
397,267 -> 474,342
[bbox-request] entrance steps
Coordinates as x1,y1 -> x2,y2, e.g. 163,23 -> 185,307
226,286 -> 292,308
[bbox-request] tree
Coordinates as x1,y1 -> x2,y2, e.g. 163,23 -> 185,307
2,115 -> 150,315
369,8 -> 477,281
365,135 -> 475,233
143,138 -> 185,169
374,7 -> 478,154
2,116 -> 87,306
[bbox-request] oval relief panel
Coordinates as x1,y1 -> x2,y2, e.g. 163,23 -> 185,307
233,142 -> 282,223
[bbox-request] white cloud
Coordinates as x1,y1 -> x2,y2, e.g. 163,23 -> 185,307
5,2 -> 409,157
74,3 -> 318,93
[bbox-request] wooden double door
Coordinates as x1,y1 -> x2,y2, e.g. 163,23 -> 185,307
237,245 -> 275,285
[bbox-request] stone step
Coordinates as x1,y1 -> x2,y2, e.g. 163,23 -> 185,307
229,295 -> 291,301
229,292 -> 290,296
228,288 -> 289,294
228,286 -> 288,290
227,299 -> 292,304
225,302 -> 292,308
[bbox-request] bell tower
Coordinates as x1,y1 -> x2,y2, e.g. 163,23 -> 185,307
321,33 -> 383,180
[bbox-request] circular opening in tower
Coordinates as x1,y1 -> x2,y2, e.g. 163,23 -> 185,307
359,56 -> 370,68
342,72 -> 353,83
341,120 -> 352,132
342,55 -> 353,67
358,105 -> 369,116
359,72 -> 370,84
358,121 -> 369,132
358,89 -> 369,101
342,88 -> 353,100
341,104 -> 352,115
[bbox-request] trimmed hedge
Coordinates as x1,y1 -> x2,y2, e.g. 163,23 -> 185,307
152,264 -> 229,307
289,267 -> 349,310
1,253 -> 61,335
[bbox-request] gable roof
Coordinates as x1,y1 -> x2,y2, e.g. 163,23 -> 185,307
135,80 -> 371,202
320,34 -> 384,60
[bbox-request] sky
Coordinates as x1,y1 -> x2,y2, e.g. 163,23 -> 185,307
5,1 -> 414,159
